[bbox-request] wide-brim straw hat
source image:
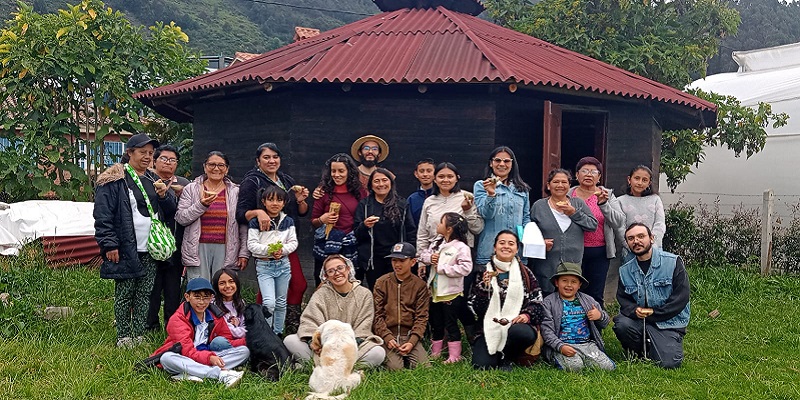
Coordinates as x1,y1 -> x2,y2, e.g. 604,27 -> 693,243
550,261 -> 589,286
350,135 -> 389,163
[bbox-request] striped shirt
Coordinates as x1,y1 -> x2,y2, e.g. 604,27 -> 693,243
200,188 -> 227,244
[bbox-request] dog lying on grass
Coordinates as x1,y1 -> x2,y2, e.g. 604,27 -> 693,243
305,319 -> 363,400
243,304 -> 292,381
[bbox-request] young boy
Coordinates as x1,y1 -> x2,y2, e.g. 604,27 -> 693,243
541,262 -> 615,371
407,159 -> 435,226
151,278 -> 250,387
248,185 -> 298,334
372,242 -> 431,370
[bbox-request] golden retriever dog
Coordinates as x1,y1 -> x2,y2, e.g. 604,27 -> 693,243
305,320 -> 363,400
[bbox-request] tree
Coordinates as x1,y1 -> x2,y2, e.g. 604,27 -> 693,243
484,0 -> 789,190
0,0 -> 205,201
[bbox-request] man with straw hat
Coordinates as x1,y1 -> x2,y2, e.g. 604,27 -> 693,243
350,134 -> 391,187
613,223 -> 690,369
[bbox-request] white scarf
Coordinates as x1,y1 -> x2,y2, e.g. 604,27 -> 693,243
483,256 -> 525,355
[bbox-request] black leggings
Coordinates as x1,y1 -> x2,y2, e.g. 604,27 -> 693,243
580,246 -> 610,307
472,323 -> 537,369
429,296 -> 475,342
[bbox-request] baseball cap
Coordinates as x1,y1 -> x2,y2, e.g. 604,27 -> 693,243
185,278 -> 215,294
126,133 -> 160,150
385,242 -> 416,259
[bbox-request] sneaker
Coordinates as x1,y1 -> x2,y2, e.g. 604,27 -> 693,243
116,337 -> 134,349
218,370 -> 244,388
171,373 -> 204,383
133,336 -> 146,346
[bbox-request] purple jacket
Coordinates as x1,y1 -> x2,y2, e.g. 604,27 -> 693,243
175,176 -> 249,268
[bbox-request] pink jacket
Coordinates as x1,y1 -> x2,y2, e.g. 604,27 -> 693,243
420,238 -> 472,297
175,176 -> 249,267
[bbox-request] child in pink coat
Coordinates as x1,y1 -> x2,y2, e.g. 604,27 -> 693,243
419,212 -> 475,363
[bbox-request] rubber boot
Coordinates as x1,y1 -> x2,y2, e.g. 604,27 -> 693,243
430,340 -> 444,359
444,341 -> 462,364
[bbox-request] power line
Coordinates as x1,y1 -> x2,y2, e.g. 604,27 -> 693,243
241,0 -> 376,16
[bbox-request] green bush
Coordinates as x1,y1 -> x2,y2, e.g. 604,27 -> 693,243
665,199 -> 799,273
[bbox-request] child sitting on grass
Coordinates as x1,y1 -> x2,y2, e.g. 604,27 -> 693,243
373,242 -> 431,370
541,262 -> 615,371
247,186 -> 298,335
212,268 -> 247,341
151,278 -> 249,387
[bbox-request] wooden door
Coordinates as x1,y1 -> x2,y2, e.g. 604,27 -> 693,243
542,100 -> 562,197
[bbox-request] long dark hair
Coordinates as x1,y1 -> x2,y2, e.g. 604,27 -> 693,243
320,153 -> 363,200
367,168 -> 402,224
212,268 -> 245,316
441,212 -> 469,244
431,162 -> 462,195
544,168 -> 572,196
624,164 -> 656,196
483,146 -> 530,193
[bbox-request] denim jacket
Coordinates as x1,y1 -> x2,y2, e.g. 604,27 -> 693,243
618,247 -> 690,329
473,180 -> 531,266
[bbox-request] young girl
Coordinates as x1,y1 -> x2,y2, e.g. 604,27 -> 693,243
617,165 -> 665,250
212,268 -> 247,340
248,186 -> 298,335
419,212 -> 475,363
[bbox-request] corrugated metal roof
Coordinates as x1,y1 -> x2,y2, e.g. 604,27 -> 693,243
41,236 -> 101,268
134,6 -> 715,113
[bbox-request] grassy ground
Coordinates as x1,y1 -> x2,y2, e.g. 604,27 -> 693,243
1,244 -> 799,399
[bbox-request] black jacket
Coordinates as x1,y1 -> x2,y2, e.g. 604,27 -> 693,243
93,163 -> 177,279
235,168 -> 307,224
353,196 -> 417,270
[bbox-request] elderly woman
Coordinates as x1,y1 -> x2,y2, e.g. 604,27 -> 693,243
94,133 -> 177,348
474,146 -> 531,267
236,142 -> 309,331
283,254 -> 386,367
470,230 -> 545,370
176,151 -> 249,281
354,168 -> 417,289
567,157 -> 624,307
530,168 -> 598,297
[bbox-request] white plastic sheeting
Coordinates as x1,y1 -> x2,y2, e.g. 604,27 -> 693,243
0,200 -> 95,256
659,43 -> 800,219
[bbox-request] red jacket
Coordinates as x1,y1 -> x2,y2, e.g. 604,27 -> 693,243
151,302 -> 247,366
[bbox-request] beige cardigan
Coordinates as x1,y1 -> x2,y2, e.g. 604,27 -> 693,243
297,280 -> 383,359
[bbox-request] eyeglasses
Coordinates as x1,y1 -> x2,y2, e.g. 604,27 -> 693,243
492,158 -> 513,164
579,169 -> 601,176
362,146 -> 380,152
190,294 -> 213,301
205,162 -> 228,170
324,265 -> 348,276
158,156 -> 178,164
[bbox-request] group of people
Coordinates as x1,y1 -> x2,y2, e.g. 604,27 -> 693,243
93,132 -> 689,386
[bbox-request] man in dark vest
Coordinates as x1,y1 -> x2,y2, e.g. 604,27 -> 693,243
613,223 -> 690,369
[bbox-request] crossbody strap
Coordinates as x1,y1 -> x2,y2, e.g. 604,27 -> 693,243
124,163 -> 156,218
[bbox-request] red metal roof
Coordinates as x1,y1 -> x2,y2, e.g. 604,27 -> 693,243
41,236 -> 101,268
135,6 -> 716,113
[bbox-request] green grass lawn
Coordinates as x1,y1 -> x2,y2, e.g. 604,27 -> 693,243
1,245 -> 799,399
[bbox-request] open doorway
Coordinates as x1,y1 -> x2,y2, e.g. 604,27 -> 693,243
560,110 -> 607,185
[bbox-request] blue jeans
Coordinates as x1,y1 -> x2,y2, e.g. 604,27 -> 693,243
209,336 -> 232,351
256,257 -> 291,334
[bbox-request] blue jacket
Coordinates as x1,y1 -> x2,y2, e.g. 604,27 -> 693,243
407,186 -> 433,227
618,247 -> 690,329
473,180 -> 530,266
